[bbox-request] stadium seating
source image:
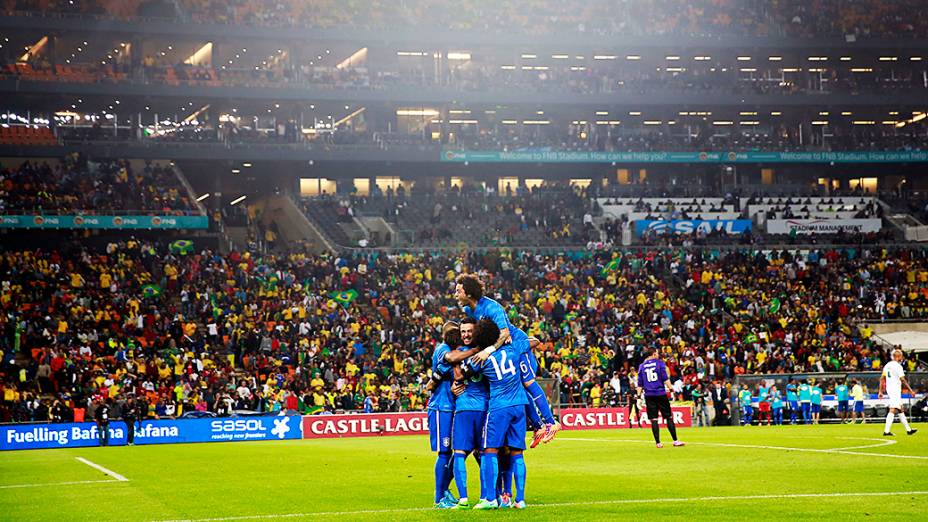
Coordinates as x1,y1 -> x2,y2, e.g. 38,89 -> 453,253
0,157 -> 196,214
10,0 -> 928,38
0,126 -> 56,146
2,239 -> 925,424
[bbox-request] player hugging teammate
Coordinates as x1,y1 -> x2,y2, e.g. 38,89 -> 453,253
424,274 -> 561,510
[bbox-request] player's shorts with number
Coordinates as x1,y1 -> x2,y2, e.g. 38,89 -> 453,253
453,410 -> 487,452
429,409 -> 454,452
482,405 -> 527,450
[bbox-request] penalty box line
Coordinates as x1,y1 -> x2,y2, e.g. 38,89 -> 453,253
152,491 -> 928,522
559,436 -> 928,460
0,479 -> 119,489
75,456 -> 130,481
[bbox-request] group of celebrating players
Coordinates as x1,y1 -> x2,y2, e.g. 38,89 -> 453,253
425,274 -> 686,510
425,274 -> 560,510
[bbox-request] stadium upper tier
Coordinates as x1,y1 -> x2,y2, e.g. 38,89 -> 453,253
0,157 -> 198,215
4,0 -> 928,40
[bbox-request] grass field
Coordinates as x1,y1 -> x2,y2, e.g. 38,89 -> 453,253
1,423 -> 926,521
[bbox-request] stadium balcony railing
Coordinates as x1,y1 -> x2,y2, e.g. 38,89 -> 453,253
0,208 -> 204,216
334,241 -> 928,256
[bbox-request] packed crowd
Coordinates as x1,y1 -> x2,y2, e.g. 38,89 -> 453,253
1,238 -> 925,424
0,156 -> 196,215
344,183 -> 598,248
8,0 -> 928,38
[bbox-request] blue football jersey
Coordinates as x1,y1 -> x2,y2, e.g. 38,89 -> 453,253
427,342 -> 455,412
455,347 -> 490,412
468,344 -> 528,411
464,296 -> 530,354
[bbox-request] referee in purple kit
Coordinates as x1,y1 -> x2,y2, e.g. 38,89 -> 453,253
637,349 -> 685,448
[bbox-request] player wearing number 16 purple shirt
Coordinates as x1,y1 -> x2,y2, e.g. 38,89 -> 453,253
638,349 -> 684,449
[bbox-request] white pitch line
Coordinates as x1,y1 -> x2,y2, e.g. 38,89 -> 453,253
75,457 -> 129,481
152,491 -> 928,522
558,437 -> 928,460
0,479 -> 118,490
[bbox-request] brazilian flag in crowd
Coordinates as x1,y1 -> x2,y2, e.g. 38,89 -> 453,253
768,297 -> 782,314
170,239 -> 194,255
141,284 -> 162,298
330,289 -> 358,305
600,255 -> 622,276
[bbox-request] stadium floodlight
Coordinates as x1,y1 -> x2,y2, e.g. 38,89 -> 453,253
196,194 -> 210,202
911,57 -> 923,61
551,54 -> 569,59
593,55 -> 616,60
447,52 -> 471,60
768,56 -> 782,61
230,196 -> 247,206
737,56 -> 751,61
521,53 -> 537,59
242,163 -> 252,168
879,56 -> 898,61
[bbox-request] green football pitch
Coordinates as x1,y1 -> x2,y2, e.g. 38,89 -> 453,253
1,423 -> 925,521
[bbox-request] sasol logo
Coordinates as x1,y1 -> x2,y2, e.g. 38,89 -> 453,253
271,418 -> 291,439
210,419 -> 268,432
642,220 -> 750,236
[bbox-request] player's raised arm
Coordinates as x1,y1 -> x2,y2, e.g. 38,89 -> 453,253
444,346 -> 480,364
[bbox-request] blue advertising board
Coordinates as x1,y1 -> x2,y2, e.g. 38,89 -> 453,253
441,150 -> 928,164
636,219 -> 752,237
0,214 -> 209,229
1,415 -> 303,451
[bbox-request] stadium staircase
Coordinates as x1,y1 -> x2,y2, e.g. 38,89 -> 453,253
263,195 -> 334,253
877,197 -> 924,241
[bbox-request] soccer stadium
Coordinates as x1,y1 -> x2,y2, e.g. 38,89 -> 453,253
1,0 -> 927,520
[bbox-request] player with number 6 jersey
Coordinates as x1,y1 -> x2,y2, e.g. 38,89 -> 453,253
463,318 -> 530,510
